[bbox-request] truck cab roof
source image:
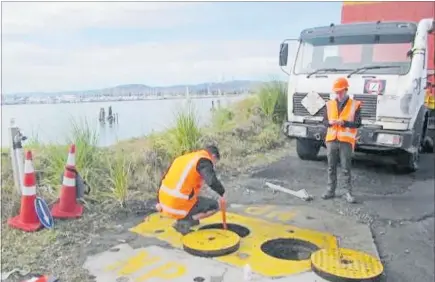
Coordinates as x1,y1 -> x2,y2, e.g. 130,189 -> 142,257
300,21 -> 418,40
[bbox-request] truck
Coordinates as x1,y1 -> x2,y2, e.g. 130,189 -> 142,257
279,1 -> 434,172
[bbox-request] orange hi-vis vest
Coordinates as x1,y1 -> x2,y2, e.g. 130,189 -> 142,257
158,150 -> 212,219
425,88 -> 435,110
325,98 -> 362,149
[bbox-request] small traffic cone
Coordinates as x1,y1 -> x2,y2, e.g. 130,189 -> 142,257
23,275 -> 58,282
8,151 -> 42,232
51,144 -> 83,218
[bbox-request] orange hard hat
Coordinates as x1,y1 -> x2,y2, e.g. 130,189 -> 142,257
332,77 -> 349,92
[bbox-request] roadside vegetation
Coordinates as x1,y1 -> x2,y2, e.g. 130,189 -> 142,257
0,80 -> 291,281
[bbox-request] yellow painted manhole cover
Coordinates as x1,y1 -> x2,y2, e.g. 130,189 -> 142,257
182,229 -> 240,257
311,248 -> 384,281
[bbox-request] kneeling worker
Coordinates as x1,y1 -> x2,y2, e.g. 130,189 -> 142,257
155,145 -> 225,234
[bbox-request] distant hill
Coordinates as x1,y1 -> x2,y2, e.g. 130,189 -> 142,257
5,80 -> 265,97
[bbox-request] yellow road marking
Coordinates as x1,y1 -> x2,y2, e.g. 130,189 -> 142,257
131,211 -> 338,277
135,262 -> 187,282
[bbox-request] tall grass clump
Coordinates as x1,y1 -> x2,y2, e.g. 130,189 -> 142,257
39,118 -> 102,193
167,102 -> 202,157
257,80 -> 288,124
105,152 -> 132,207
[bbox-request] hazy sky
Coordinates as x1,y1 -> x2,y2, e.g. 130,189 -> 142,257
2,1 -> 342,93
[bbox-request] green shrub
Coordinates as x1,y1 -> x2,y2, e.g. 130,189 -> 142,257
167,102 -> 202,157
253,122 -> 283,151
105,152 -> 132,207
211,107 -> 235,131
232,96 -> 261,122
257,80 -> 287,123
36,118 -> 104,194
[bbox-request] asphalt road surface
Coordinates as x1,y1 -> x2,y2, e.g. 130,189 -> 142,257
224,146 -> 434,282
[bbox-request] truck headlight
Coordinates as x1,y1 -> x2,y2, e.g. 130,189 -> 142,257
288,125 -> 307,137
376,133 -> 402,146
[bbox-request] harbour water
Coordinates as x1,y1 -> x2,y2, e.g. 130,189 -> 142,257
1,96 -> 247,147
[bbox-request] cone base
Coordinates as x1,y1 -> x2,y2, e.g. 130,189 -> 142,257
7,215 -> 42,232
51,202 -> 83,218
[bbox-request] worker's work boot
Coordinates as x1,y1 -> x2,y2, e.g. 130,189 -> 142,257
344,192 -> 356,204
321,190 -> 335,200
172,219 -> 200,235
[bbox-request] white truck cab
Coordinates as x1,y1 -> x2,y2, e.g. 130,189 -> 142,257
279,19 -> 435,172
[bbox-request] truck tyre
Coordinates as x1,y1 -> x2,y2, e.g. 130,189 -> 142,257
395,150 -> 420,173
296,138 -> 321,160
421,115 -> 434,153
422,135 -> 434,153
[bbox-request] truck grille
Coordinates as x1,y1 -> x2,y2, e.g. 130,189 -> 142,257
292,93 -> 377,120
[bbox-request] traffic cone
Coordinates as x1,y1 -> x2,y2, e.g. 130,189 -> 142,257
51,144 -> 83,218
7,150 -> 42,232
22,275 -> 58,282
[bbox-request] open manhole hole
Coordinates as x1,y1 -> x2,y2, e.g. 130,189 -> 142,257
261,238 -> 320,261
199,223 -> 250,238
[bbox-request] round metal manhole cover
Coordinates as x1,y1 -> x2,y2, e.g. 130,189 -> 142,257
199,223 -> 250,238
311,248 -> 384,281
261,238 -> 320,261
182,229 -> 240,258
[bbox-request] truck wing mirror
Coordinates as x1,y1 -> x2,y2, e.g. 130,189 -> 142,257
279,43 -> 289,66
279,39 -> 299,74
406,49 -> 413,58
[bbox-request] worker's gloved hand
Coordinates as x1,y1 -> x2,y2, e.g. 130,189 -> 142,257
155,203 -> 162,212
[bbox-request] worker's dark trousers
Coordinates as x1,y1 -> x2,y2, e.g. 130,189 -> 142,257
326,140 -> 353,193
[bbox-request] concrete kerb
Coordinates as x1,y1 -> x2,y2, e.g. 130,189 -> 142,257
83,204 -> 379,282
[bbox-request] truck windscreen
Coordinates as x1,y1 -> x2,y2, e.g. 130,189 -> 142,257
294,34 -> 414,76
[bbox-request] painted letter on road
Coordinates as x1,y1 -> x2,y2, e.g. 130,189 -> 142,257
136,262 -> 186,281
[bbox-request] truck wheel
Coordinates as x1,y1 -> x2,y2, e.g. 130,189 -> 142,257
296,138 -> 321,160
422,136 -> 434,153
395,151 -> 419,174
421,116 -> 434,153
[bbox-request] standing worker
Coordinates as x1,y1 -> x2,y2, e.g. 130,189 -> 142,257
155,145 -> 225,234
322,77 -> 361,204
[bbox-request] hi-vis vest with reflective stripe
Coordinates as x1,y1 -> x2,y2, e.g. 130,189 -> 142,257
158,150 -> 212,219
325,98 -> 361,148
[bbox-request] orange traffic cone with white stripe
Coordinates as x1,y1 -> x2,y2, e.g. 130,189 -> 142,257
7,150 -> 42,232
51,144 -> 83,218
